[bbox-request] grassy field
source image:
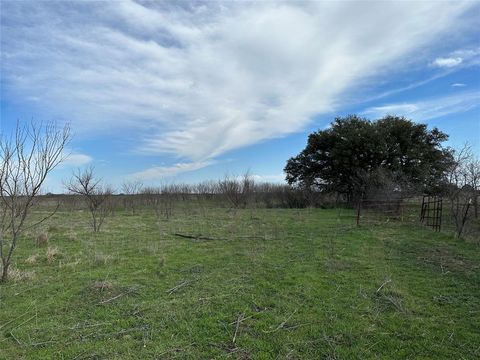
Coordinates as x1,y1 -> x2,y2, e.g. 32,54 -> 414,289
1,204 -> 479,359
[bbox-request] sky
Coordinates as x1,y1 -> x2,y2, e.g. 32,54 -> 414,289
1,0 -> 479,193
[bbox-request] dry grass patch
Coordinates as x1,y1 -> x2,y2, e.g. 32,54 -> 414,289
93,252 -> 113,266
91,280 -> 115,291
25,254 -> 39,265
8,266 -> 35,282
46,246 -> 62,263
417,246 -> 478,274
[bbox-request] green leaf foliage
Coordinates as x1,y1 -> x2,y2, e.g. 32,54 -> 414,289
284,115 -> 453,198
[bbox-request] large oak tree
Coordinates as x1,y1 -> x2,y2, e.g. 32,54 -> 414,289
284,115 -> 453,200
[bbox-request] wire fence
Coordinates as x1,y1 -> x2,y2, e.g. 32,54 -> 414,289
356,196 -> 479,241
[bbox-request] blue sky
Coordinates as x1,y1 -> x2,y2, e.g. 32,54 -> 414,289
1,0 -> 479,193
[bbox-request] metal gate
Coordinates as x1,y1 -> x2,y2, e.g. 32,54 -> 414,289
420,196 -> 442,231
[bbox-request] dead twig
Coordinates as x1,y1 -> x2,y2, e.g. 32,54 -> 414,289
263,309 -> 297,333
157,343 -> 195,357
97,287 -> 137,305
167,280 -> 190,295
376,279 -> 392,293
9,331 -> 22,346
30,339 -> 57,347
232,313 -> 244,344
69,322 -> 110,330
9,314 -> 37,332
173,233 -> 217,241
0,302 -> 36,331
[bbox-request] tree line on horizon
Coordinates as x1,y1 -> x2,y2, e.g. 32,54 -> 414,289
1,116 -> 479,281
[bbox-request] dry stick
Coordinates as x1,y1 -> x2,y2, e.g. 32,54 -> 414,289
232,313 -> 244,344
228,301 -> 271,327
263,310 -> 297,334
166,280 -> 189,295
173,233 -> 265,241
376,279 -> 392,293
0,312 -> 29,331
173,233 -> 216,240
30,339 -> 57,347
157,342 -> 195,357
9,331 -> 22,346
198,293 -> 233,302
229,314 -> 255,326
69,322 -> 110,330
97,288 -> 136,305
9,314 -> 37,332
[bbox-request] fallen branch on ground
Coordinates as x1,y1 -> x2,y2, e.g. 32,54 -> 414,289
97,287 -> 138,305
232,313 -> 244,344
173,233 -> 216,241
173,233 -> 266,241
376,279 -> 392,293
167,280 -> 190,295
263,310 -> 297,333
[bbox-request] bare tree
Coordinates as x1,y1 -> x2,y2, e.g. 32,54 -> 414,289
218,172 -> 254,209
159,183 -> 176,220
66,167 -> 113,232
445,144 -> 475,237
0,121 -> 70,282
141,184 -> 176,220
465,157 -> 480,218
121,180 -> 143,214
141,186 -> 162,218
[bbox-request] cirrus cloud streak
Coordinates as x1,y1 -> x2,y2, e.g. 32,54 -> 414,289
1,0 -> 477,167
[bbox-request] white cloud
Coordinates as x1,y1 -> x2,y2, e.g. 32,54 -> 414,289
452,83 -> 466,87
59,151 -> 92,167
432,57 -> 463,68
431,47 -> 480,68
251,174 -> 286,183
129,160 -> 213,180
361,91 -> 480,121
1,1 -> 477,162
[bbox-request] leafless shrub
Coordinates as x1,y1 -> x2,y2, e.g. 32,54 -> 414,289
464,156 -> 480,219
65,166 -> 113,232
121,180 -> 143,214
141,184 -> 177,220
142,186 -> 162,218
218,172 -> 254,208
0,121 -> 70,282
445,145 -> 478,237
254,183 -> 314,208
159,184 -> 176,219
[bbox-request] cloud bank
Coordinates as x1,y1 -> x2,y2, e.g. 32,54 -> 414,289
1,0 -> 477,170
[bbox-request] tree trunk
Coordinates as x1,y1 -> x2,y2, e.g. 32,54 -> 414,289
1,261 -> 10,282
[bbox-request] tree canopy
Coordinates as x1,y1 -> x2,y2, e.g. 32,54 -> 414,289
284,115 -> 453,199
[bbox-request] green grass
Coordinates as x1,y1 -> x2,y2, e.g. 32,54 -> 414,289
1,205 -> 479,359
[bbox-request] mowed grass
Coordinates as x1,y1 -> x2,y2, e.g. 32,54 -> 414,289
1,204 -> 479,359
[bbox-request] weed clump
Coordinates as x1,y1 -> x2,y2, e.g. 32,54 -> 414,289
91,280 -> 115,291
46,246 -> 62,263
93,253 -> 112,266
25,254 -> 39,265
